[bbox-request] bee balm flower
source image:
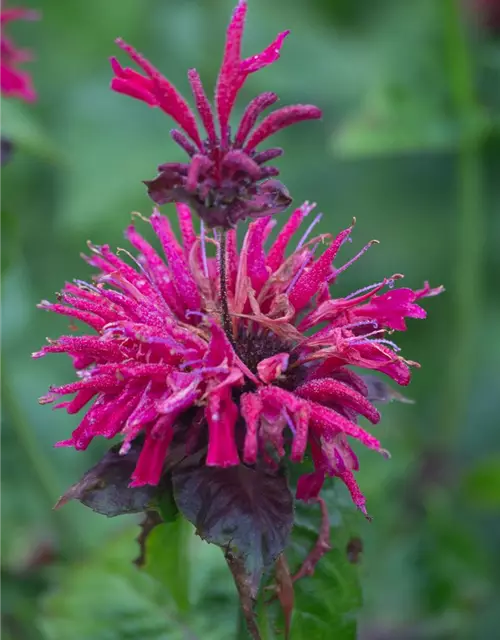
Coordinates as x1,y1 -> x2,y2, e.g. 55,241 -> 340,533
1,6 -> 38,102
35,203 -> 441,514
110,0 -> 321,229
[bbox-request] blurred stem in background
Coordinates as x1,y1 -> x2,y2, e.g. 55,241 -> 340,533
2,375 -> 80,555
440,0 -> 484,446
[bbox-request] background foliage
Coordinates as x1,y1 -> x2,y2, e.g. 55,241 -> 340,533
2,0 -> 500,638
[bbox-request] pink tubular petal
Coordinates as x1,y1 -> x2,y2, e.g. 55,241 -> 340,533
130,424 -> 174,487
234,92 -> 279,147
257,352 -> 289,384
155,376 -> 200,416
151,210 -> 202,313
59,387 -> 140,450
266,201 -> 316,272
37,301 -> 106,332
206,389 -> 240,467
241,392 -> 262,464
215,0 -> 248,141
309,403 -> 382,452
176,203 -> 197,258
246,217 -> 273,294
125,224 -> 185,318
296,378 -> 380,424
55,389 -> 96,414
187,68 -> 217,144
113,38 -> 202,148
244,105 -> 322,152
110,77 -> 156,105
258,386 -> 310,461
356,288 -> 427,332
49,375 -> 121,397
204,319 -> 235,368
240,30 -> 290,72
354,343 -> 412,386
289,225 -> 353,313
337,469 -> 368,516
60,292 -> 122,325
296,471 -> 325,502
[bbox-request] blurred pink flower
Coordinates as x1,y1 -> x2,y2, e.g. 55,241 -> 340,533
110,0 -> 321,228
473,0 -> 500,31
35,203 -> 442,515
1,6 -> 38,102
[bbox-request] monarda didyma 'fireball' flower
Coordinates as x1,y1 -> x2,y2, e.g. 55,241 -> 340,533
110,0 -> 321,228
35,203 -> 442,516
1,6 -> 38,102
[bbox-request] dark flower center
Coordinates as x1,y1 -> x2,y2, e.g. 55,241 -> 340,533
236,327 -> 308,392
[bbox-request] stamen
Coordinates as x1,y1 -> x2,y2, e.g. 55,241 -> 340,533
296,213 -> 323,250
73,279 -> 101,294
344,280 -> 386,300
282,408 -> 296,435
343,320 -> 379,331
349,337 -> 401,353
200,221 -> 209,278
331,240 -> 379,279
192,365 -> 230,376
286,241 -> 320,294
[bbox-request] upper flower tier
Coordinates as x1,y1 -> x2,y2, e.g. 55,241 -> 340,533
110,0 -> 321,228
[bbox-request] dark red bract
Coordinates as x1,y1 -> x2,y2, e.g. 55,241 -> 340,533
1,7 -> 38,102
110,1 -> 321,228
35,202 -> 442,514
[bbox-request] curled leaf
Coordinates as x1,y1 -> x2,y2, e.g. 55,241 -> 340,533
55,439 -> 169,517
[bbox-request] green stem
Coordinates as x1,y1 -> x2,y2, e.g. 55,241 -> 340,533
439,0 -> 484,444
2,374 -> 78,550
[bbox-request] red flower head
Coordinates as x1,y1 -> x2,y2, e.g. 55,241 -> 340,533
1,6 -> 38,102
35,203 -> 442,516
110,1 -> 321,229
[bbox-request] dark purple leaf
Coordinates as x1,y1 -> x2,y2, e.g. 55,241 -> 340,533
54,440 -> 169,517
172,460 -> 294,637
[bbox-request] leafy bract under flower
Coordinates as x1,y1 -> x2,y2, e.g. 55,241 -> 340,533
1,7 -> 38,102
110,0 -> 321,228
35,202 -> 442,515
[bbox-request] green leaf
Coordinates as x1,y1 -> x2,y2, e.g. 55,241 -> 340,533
54,440 -> 168,517
39,529 -> 190,640
144,519 -> 190,613
463,454 -> 500,509
1,209 -> 20,275
40,527 -> 237,640
0,99 -> 60,162
285,485 -> 362,639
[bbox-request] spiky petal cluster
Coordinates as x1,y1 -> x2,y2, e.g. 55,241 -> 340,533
35,203 -> 442,513
110,0 -> 321,229
1,7 -> 38,102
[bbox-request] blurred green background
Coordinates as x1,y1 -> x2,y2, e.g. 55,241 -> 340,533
2,0 -> 500,638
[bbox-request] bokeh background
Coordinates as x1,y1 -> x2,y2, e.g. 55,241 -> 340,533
2,0 -> 500,638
